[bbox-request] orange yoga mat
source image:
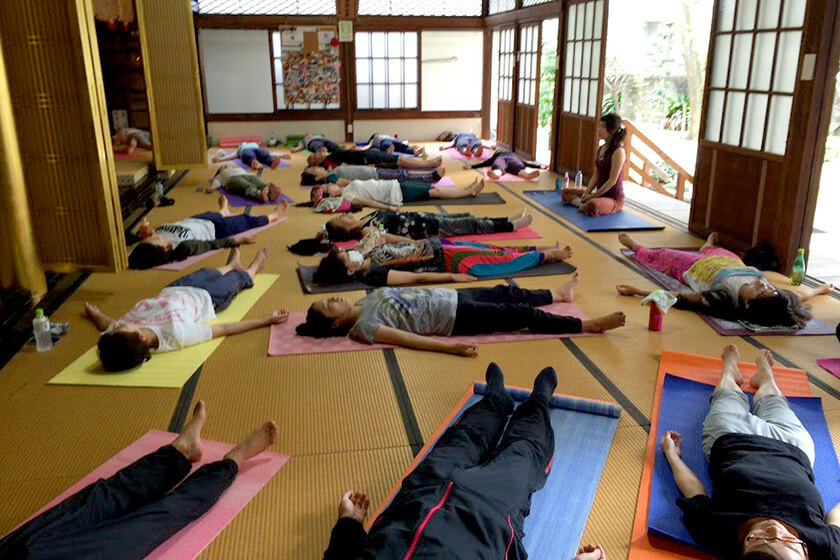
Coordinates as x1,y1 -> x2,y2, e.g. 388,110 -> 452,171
628,350 -> 811,560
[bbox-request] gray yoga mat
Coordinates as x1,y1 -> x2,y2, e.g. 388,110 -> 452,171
297,260 -> 577,294
402,191 -> 506,206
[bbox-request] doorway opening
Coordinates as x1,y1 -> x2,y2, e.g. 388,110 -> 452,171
536,18 -> 559,165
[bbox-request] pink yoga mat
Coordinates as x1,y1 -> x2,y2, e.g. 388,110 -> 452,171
333,227 -> 542,250
817,359 -> 840,379
268,302 -> 595,356
114,150 -> 151,160
219,135 -> 261,147
445,147 -> 494,161
19,430 -> 289,560
484,169 -> 539,182
154,218 -> 286,271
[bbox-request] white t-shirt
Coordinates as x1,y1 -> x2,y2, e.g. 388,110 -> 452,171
155,218 -> 216,248
341,179 -> 403,206
109,287 -> 215,352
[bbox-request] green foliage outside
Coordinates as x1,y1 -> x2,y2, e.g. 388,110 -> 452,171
538,49 -> 556,129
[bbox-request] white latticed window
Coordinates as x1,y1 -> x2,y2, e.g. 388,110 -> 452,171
192,0 -> 336,16
355,32 -> 419,109
358,0 -> 481,16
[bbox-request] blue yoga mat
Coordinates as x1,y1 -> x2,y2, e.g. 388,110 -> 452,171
391,383 -> 621,559
525,190 -> 665,232
649,374 -> 840,549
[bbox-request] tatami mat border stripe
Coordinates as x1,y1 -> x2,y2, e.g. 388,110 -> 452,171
561,339 -> 651,430
382,349 -> 425,456
741,336 -> 840,402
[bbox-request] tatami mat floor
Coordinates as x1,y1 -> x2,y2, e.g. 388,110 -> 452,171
1,142 -> 839,559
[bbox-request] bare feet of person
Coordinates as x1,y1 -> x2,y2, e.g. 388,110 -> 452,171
227,247 -> 244,271
521,170 -> 540,180
437,165 -> 446,177
552,273 -> 581,302
618,232 -> 637,251
582,312 -> 626,333
270,157 -> 281,169
84,302 -> 102,321
171,400 -> 206,462
212,149 -> 226,163
427,156 -> 442,167
223,421 -> 278,467
700,232 -> 719,252
488,169 -> 503,180
251,160 -> 262,170
470,178 -> 485,196
127,137 -> 138,155
615,284 -> 640,296
247,248 -> 269,276
218,195 -> 232,217
721,344 -> 744,384
509,208 -> 527,222
751,349 -> 775,389
511,213 -> 533,230
387,145 -> 395,155
259,186 -> 270,202
268,200 -> 288,222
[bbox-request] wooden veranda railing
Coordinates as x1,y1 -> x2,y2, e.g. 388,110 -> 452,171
622,120 -> 694,202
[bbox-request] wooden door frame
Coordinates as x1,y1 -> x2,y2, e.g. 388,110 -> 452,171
495,24 -> 519,149
512,22 -> 542,160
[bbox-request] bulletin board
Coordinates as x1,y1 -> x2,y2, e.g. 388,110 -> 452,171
279,27 -> 340,105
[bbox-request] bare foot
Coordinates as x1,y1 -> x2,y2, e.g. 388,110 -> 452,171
212,149 -> 226,163
427,156 -> 442,167
437,165 -> 446,177
618,232 -> 637,251
552,273 -> 580,302
509,208 -> 527,222
251,160 -> 261,170
270,157 -> 281,169
228,247 -> 244,270
751,349 -> 775,390
721,344 -> 744,384
84,302 -> 100,319
387,145 -> 395,155
511,214 -> 533,230
582,312 -> 626,332
488,169 -> 503,180
269,200 -> 288,221
470,179 -> 485,196
171,400 -> 206,462
247,248 -> 269,275
127,137 -> 138,155
224,421 -> 278,467
615,284 -> 638,296
259,186 -> 270,202
700,232 -> 719,252
218,195 -> 232,217
521,170 -> 540,180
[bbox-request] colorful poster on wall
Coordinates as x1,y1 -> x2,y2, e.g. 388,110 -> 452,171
281,26 -> 340,105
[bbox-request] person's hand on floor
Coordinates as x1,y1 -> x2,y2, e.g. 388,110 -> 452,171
267,310 -> 290,324
615,284 -> 638,296
574,544 -> 606,560
450,341 -> 478,357
237,235 -> 258,246
339,491 -> 370,523
661,431 -> 682,458
388,205 -> 401,212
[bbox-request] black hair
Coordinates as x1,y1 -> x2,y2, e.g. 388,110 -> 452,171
600,113 -> 627,160
98,331 -> 151,372
301,171 -> 326,186
835,321 -> 839,343
743,243 -> 780,271
288,236 -> 332,256
313,247 -> 352,285
295,304 -> 352,338
128,242 -> 170,269
325,218 -> 364,242
743,289 -> 811,328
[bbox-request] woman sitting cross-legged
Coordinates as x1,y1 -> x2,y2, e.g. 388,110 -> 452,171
313,238 -> 574,287
296,277 -> 625,356
300,164 -> 444,186
467,150 -> 548,180
128,195 -> 287,269
0,401 -> 277,560
84,248 -> 288,372
616,232 -> 834,330
310,177 -> 485,213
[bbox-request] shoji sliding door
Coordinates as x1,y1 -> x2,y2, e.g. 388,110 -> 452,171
496,27 -> 517,149
555,0 -> 608,174
513,23 -> 541,159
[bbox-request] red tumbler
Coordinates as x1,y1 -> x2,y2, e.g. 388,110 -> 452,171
648,303 -> 663,331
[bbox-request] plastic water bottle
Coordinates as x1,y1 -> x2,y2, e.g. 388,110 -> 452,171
155,180 -> 164,199
563,172 -> 570,190
790,248 -> 806,286
33,308 -> 53,352
138,217 -> 152,238
574,170 -> 583,190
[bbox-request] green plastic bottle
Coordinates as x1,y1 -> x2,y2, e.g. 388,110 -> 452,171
790,248 -> 806,286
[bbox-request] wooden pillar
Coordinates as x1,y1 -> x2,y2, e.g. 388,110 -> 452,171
0,29 -> 47,297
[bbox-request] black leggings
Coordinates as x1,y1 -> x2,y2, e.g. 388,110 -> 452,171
0,446 -> 236,560
451,285 -> 582,335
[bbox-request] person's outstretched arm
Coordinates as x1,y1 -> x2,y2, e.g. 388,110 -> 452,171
348,197 -> 398,211
795,283 -> 835,302
210,311 -> 288,339
373,325 -> 478,356
661,431 -> 706,498
84,303 -> 117,331
522,159 -> 547,169
469,152 -> 498,169
323,491 -> 370,560
385,270 -> 476,286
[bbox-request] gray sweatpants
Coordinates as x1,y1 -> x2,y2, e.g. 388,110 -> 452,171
702,389 -> 815,465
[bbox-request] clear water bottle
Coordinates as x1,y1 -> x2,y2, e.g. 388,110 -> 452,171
155,180 -> 164,199
790,248 -> 806,286
574,170 -> 583,190
33,308 -> 53,352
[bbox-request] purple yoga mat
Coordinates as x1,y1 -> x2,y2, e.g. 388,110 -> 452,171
154,218 -> 286,271
817,359 -> 840,379
219,188 -> 294,207
234,158 -> 290,170
620,247 -> 837,336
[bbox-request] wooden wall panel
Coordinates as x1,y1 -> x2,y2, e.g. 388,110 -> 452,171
136,0 -> 207,168
704,150 -> 762,244
514,104 -> 537,159
556,114 -> 597,174
497,99 -> 514,148
0,0 -> 126,272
